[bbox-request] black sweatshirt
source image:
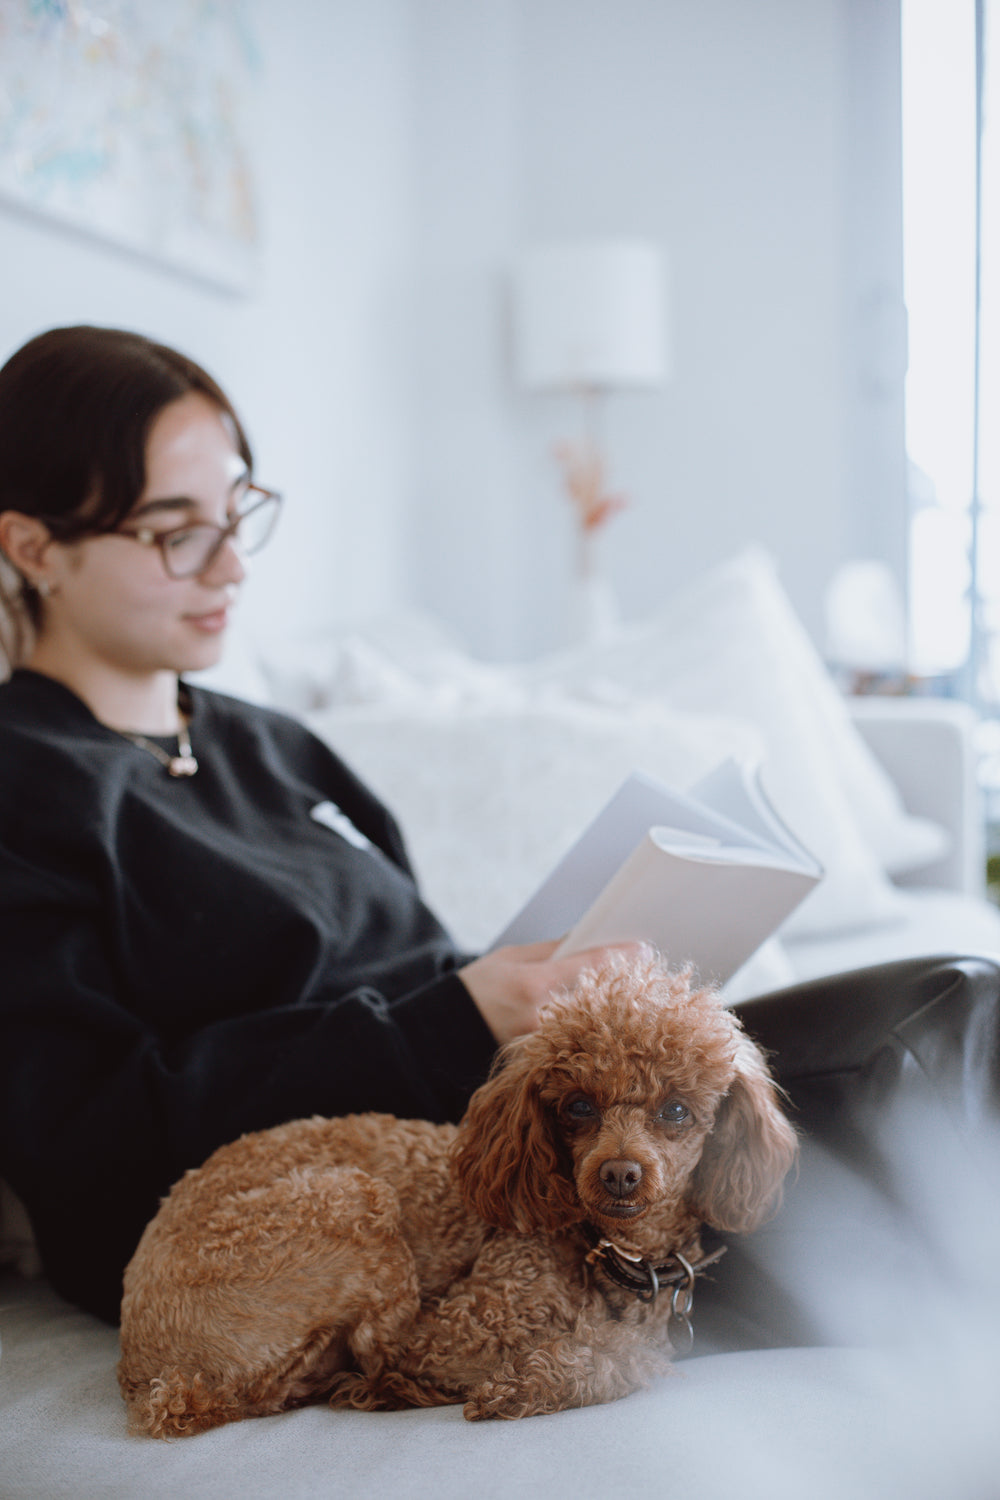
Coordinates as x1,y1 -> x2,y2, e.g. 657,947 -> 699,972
0,668 -> 497,1320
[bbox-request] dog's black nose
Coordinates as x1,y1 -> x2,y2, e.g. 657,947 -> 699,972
599,1159 -> 643,1198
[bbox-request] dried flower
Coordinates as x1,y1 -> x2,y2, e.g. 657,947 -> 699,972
553,439 -> 629,534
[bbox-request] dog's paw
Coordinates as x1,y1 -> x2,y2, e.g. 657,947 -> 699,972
327,1372 -> 386,1411
463,1381 -> 534,1421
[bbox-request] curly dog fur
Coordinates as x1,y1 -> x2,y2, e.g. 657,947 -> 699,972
118,957 -> 796,1434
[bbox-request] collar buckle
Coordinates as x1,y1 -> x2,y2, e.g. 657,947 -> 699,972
583,1225 -> 726,1352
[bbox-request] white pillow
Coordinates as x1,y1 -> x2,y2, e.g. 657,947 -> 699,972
526,548 -> 929,939
258,611 -> 506,713
308,692 -> 764,955
262,633 -> 425,713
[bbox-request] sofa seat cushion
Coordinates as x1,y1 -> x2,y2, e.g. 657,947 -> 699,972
1,1270 -> 995,1500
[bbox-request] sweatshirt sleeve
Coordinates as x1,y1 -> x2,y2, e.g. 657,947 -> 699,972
0,847 -> 497,1323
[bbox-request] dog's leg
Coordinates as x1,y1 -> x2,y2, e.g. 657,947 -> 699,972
119,1165 -> 420,1437
463,1319 -> 674,1420
326,1365 -> 459,1412
329,1236 -> 593,1413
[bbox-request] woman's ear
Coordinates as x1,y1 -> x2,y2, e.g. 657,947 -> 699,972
0,511 -> 55,588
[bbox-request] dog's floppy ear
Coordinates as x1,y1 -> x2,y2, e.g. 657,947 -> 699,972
453,1042 -> 581,1233
689,1037 -> 798,1233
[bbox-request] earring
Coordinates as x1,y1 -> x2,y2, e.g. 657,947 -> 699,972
31,578 -> 52,598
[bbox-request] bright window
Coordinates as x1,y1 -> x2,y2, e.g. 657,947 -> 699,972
903,0 -> 1000,707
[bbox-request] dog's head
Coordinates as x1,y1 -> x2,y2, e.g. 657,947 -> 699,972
453,956 -> 797,1244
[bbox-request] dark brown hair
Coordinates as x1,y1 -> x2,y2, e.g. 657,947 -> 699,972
0,325 -> 253,659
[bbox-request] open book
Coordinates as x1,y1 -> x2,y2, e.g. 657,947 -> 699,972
492,759 -> 823,986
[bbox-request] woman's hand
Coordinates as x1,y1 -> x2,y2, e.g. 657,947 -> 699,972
458,939 -> 650,1046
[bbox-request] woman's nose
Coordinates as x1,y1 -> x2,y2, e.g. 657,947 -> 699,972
199,534 -> 246,588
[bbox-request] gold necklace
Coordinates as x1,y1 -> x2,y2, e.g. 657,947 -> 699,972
117,721 -> 198,777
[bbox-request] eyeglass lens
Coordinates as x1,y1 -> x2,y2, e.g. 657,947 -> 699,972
163,493 -> 281,577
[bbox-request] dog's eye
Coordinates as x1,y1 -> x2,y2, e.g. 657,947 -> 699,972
656,1100 -> 691,1126
564,1096 -> 598,1122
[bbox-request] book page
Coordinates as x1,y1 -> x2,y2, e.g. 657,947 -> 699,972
649,826 -> 817,870
491,763 -> 820,951
687,759 -> 821,872
551,829 -> 820,984
492,771 -> 736,949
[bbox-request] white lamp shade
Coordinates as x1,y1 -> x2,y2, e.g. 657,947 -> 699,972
511,239 -> 668,391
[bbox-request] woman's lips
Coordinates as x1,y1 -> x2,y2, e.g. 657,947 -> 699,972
185,607 -> 230,634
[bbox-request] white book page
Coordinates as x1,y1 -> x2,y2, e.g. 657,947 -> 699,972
551,830 -> 820,982
491,762 -> 820,951
492,770 -> 732,949
649,826 -> 818,871
687,759 -> 821,872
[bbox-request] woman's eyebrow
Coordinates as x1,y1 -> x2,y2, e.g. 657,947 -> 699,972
129,474 -> 251,522
128,496 -> 199,521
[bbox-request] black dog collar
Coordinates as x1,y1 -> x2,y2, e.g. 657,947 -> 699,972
582,1224 -> 727,1352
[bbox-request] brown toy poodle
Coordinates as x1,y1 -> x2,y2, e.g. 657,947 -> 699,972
118,956 -> 796,1435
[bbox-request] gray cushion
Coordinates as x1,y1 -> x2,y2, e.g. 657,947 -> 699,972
1,1272 -> 995,1500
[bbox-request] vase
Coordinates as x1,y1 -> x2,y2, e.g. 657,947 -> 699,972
567,533 -> 620,646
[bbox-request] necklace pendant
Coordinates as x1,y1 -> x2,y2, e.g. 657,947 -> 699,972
167,754 -> 199,777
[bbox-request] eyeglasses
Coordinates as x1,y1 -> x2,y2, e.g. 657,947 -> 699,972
114,485 -> 283,579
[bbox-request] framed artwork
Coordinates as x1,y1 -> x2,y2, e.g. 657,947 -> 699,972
0,0 -> 260,292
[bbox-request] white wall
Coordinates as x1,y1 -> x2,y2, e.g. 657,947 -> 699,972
0,0 -> 906,664
408,0 -> 907,660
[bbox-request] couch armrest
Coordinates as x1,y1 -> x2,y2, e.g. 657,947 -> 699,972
849,696 -> 985,896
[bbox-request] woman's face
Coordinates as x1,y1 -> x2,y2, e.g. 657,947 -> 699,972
40,392 -> 250,678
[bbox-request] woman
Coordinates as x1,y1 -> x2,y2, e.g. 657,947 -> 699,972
0,325 -> 627,1323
